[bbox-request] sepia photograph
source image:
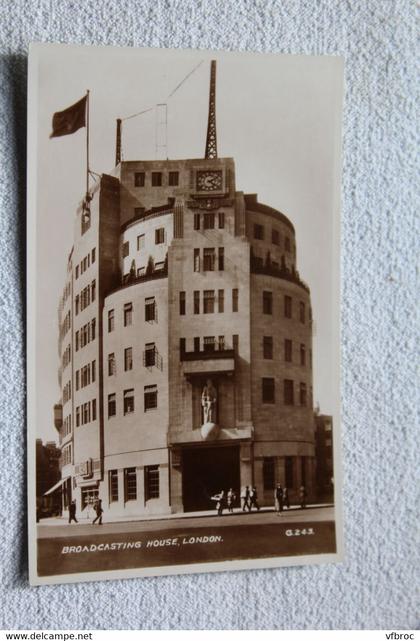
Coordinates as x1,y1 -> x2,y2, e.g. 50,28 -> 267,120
27,43 -> 343,585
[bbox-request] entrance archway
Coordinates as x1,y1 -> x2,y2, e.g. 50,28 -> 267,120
182,445 -> 240,512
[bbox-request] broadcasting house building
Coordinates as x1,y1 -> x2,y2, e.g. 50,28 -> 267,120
54,63 -> 316,517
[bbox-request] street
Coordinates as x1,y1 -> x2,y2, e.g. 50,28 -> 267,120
37,506 -> 336,577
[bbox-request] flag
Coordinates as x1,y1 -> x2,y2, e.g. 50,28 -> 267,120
50,94 -> 87,138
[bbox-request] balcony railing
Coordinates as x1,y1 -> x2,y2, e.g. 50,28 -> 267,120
180,347 -> 235,362
250,251 -> 309,293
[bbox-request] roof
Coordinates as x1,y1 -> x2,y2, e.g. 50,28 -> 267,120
244,194 -> 295,233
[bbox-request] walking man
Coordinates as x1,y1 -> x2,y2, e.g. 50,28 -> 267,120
227,488 -> 236,513
275,484 -> 283,513
249,486 -> 260,511
241,485 -> 250,512
92,498 -> 103,524
68,500 -> 78,524
283,487 -> 290,509
299,485 -> 307,509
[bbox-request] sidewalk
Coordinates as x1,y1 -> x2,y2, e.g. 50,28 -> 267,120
39,503 -> 333,527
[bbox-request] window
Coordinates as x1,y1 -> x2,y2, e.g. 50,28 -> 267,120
204,336 -> 216,352
233,334 -> 239,353
145,465 -> 160,500
145,297 -> 156,321
155,228 -> 165,244
134,171 -> 145,187
124,467 -> 137,501
123,389 -> 135,415
108,393 -> 116,417
75,370 -> 79,391
180,338 -> 186,353
218,211 -> 225,229
232,288 -> 239,312
263,336 -> 273,359
203,248 -> 215,271
194,337 -> 200,352
203,290 -> 215,313
76,406 -> 80,427
144,343 -> 156,367
83,402 -> 90,424
203,212 -> 215,229
151,172 -> 162,186
179,291 -> 186,315
91,247 -> 96,263
193,248 -> 200,272
109,470 -> 118,502
92,398 -> 96,421
144,385 -> 158,411
285,457 -> 294,488
254,223 -> 264,240
137,267 -> 145,277
263,291 -> 273,315
75,295 -> 79,315
91,317 -> 96,340
124,347 -> 133,371
285,236 -> 291,252
218,289 -> 224,313
299,302 -> 305,323
284,295 -> 292,318
300,383 -> 307,406
124,302 -> 133,326
218,335 -> 225,351
285,339 -> 292,363
301,457 -> 306,486
218,247 -> 224,271
194,213 -> 200,230
75,265 -> 79,279
193,290 -> 200,314
168,171 -> 179,186
284,379 -> 294,405
262,378 -> 275,403
263,457 -> 275,490
300,344 -> 306,366
122,241 -> 129,258
272,229 -> 280,245
108,309 -> 115,332
137,234 -> 145,250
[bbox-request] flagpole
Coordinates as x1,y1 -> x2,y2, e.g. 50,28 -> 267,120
86,89 -> 90,198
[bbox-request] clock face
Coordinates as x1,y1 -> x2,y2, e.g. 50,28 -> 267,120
196,170 -> 223,192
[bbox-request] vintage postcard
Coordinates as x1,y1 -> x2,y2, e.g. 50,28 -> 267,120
27,43 -> 344,585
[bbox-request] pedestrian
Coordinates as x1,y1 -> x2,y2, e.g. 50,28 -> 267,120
68,500 -> 78,524
212,490 -> 225,516
241,485 -> 250,512
275,483 -> 283,513
299,485 -> 307,509
283,487 -> 290,509
92,498 -> 103,524
249,486 -> 260,511
227,488 -> 236,513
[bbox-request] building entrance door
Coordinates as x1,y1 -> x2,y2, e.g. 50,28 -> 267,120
182,445 -> 240,512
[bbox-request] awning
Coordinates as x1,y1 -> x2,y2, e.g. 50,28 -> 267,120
43,477 -> 67,496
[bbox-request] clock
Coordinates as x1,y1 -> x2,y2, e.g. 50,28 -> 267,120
196,170 -> 223,192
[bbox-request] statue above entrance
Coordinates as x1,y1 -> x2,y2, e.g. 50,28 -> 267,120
201,378 -> 220,440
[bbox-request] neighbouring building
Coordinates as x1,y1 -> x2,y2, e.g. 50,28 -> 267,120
314,412 -> 334,501
52,61 -> 319,517
36,439 -> 61,517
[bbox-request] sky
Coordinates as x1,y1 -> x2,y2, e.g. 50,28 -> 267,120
31,44 -> 343,444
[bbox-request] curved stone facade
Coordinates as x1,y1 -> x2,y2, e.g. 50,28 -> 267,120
55,157 -> 317,517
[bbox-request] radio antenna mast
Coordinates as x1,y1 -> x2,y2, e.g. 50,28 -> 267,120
205,60 -> 217,159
